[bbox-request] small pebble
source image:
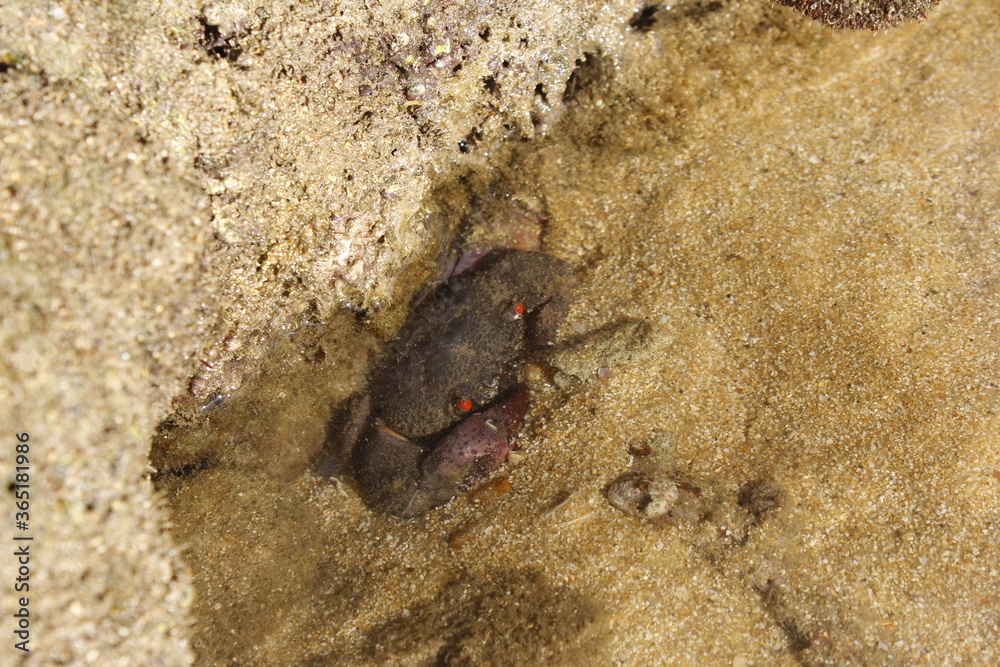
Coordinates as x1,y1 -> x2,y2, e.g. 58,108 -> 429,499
506,450 -> 525,464
605,471 -> 679,519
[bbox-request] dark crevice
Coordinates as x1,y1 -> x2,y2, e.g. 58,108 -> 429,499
198,16 -> 244,62
629,4 -> 661,32
534,82 -> 548,105
562,52 -> 604,105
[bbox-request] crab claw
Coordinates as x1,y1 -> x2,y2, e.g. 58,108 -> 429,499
351,386 -> 529,518
350,420 -> 424,517
399,384 -> 529,518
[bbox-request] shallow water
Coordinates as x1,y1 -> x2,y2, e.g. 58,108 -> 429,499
157,0 -> 999,662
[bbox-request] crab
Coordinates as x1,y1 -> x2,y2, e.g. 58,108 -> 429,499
342,249 -> 575,518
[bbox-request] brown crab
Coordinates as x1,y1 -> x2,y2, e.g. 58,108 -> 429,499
334,249 -> 576,518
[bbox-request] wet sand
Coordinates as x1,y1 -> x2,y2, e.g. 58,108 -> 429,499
163,0 -> 998,663
2,0 -> 996,663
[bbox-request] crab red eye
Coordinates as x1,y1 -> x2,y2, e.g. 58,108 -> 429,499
503,301 -> 526,322
455,398 -> 473,412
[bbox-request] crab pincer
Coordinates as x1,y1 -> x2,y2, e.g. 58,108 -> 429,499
353,385 -> 529,518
